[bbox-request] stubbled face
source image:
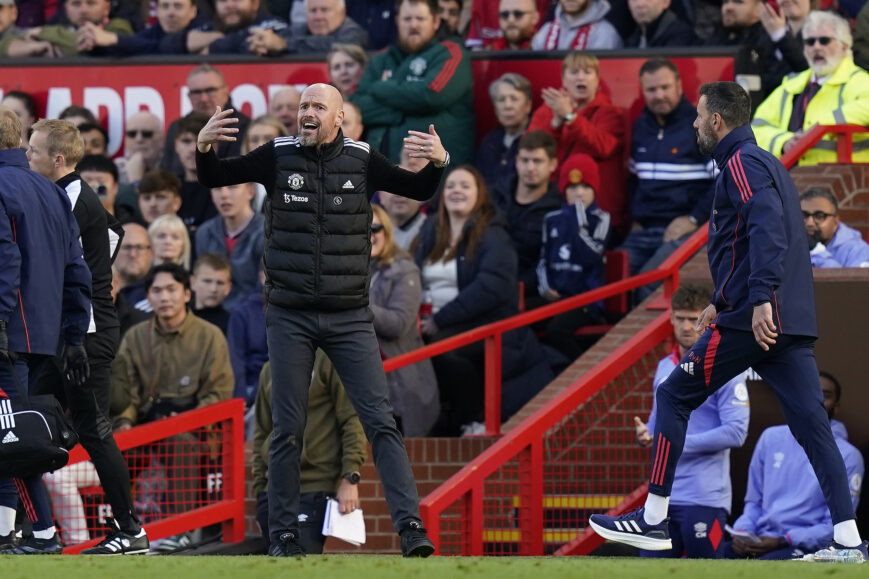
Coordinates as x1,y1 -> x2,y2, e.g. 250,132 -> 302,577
81,128 -> 107,156
492,83 -> 532,132
215,0 -> 258,29
151,226 -> 185,264
563,64 -> 599,104
65,0 -> 110,27
187,71 -> 229,114
438,0 -> 461,33
124,112 -> 163,163
269,88 -> 300,134
516,147 -> 557,188
640,67 -> 682,118
693,96 -> 718,156
297,84 -> 343,147
442,168 -> 479,218
629,0 -> 670,25
803,23 -> 848,77
671,308 -> 702,351
211,182 -> 254,219
801,195 -> 839,245
498,0 -> 539,45
306,0 -> 344,35
157,0 -> 198,34
191,265 -> 231,308
329,51 -> 363,96
116,225 -> 154,280
147,272 -> 190,325
721,0 -> 760,28
397,0 -> 440,55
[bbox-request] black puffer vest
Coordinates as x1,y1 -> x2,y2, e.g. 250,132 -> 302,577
263,131 -> 373,310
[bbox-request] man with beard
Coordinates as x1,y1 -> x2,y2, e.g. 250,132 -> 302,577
799,187 -> 869,268
195,82 -> 448,557
752,10 -> 869,165
620,58 -> 713,298
487,0 -> 540,50
634,284 -> 750,558
351,0 -> 474,165
589,81 -> 868,563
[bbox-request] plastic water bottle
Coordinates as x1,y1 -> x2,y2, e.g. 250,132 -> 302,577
810,546 -> 865,563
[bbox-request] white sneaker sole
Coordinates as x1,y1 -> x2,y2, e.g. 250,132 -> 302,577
589,519 -> 673,551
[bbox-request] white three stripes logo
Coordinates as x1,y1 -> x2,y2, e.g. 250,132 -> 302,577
0,399 -> 14,430
614,520 -> 643,533
680,362 -> 695,376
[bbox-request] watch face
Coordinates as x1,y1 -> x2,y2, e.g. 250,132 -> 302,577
344,472 -> 360,484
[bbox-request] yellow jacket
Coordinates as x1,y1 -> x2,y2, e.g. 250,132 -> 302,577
751,56 -> 869,165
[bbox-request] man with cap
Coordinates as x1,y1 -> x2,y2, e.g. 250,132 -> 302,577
491,130 -> 564,310
537,152 -> 610,359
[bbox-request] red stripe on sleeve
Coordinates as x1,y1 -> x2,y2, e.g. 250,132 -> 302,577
733,151 -> 754,200
728,158 -> 749,204
428,41 -> 462,93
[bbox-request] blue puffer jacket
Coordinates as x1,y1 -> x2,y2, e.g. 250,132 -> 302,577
708,126 -> 817,337
0,149 -> 91,355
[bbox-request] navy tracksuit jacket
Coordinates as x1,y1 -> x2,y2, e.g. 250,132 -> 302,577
647,126 -> 854,527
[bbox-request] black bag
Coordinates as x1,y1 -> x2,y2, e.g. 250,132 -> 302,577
0,366 -> 79,478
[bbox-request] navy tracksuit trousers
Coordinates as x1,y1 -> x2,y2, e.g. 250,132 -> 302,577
648,325 -> 854,526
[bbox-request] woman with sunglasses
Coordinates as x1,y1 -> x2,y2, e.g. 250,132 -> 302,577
368,205 -> 439,437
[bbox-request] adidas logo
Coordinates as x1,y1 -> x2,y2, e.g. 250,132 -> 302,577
2,431 -> 19,444
680,362 -> 695,376
342,180 -> 354,189
613,520 -> 643,533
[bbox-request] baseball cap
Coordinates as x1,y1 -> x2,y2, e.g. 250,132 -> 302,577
558,153 -> 600,194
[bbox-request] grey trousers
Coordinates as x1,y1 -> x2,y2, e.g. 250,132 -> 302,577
265,305 -> 421,544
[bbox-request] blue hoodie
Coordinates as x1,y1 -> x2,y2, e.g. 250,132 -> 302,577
810,222 -> 869,268
733,421 -> 864,551
647,347 -> 750,511
708,126 -> 817,337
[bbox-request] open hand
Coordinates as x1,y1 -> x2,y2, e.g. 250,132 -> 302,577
403,124 -> 447,165
197,106 -> 239,153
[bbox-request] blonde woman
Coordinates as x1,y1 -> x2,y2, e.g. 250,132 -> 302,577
148,214 -> 191,271
369,205 -> 439,437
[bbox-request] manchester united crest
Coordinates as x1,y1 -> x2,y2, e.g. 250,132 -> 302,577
288,173 -> 304,190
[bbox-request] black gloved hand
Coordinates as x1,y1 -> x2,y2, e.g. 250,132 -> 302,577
62,342 -> 90,387
0,320 -> 10,362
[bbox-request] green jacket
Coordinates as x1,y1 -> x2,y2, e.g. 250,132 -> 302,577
751,57 -> 869,165
110,314 -> 234,425
252,350 -> 367,496
36,18 -> 134,55
351,37 -> 475,165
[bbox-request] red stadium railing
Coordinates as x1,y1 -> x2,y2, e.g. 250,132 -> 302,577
56,399 -> 246,554
779,124 -> 869,167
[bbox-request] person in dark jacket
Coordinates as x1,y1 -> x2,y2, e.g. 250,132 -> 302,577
246,0 -> 368,55
476,72 -> 533,192
195,83 -> 444,558
625,0 -> 697,47
490,131 -> 563,307
0,107 -> 92,555
415,165 -> 555,436
589,82 -> 867,561
25,119 -> 148,555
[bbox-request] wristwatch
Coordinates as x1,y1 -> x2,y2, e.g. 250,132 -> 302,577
563,111 -> 577,123
433,151 -> 451,168
342,471 -> 361,484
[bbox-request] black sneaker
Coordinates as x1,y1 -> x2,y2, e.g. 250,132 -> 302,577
80,520 -> 149,555
0,531 -> 17,553
588,507 -> 672,551
268,532 -> 306,557
400,521 -> 435,558
9,534 -> 62,554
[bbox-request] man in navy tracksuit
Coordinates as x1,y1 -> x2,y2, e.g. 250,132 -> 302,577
589,82 -> 867,560
0,107 -> 92,553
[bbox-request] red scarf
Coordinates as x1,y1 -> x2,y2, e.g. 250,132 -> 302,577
543,20 -> 592,50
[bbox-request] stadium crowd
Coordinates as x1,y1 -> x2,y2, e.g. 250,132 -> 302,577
1,0 -> 868,557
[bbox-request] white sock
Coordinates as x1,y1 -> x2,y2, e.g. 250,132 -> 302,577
33,526 -> 56,540
643,494 -> 669,525
834,520 -> 862,548
0,506 -> 15,535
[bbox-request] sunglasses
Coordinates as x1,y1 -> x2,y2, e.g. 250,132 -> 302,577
126,129 -> 154,138
188,86 -> 223,98
498,9 -> 529,19
371,223 -> 384,234
803,36 -> 834,47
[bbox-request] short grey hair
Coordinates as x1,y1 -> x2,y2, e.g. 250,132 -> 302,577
305,0 -> 346,9
488,73 -> 533,103
804,10 -> 852,48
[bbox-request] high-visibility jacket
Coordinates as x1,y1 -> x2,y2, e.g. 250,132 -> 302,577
751,57 -> 869,165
